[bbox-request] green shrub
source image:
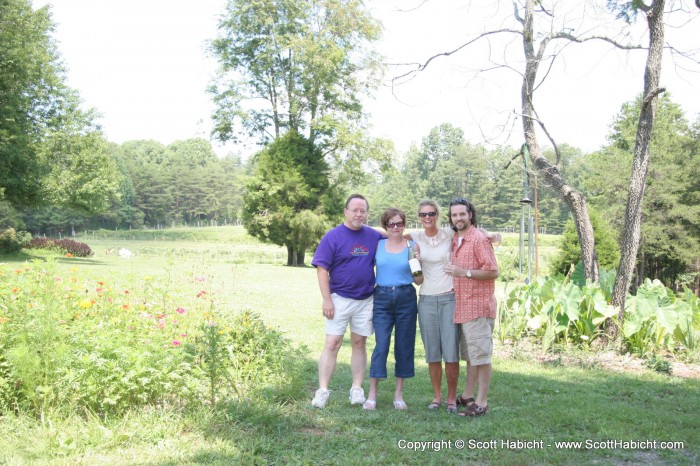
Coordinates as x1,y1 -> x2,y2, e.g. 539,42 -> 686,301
186,310 -> 306,405
643,353 -> 673,374
24,237 -> 93,257
551,209 -> 620,276
0,228 -> 31,254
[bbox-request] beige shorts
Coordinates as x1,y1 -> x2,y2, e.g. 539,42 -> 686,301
325,293 -> 374,337
458,317 -> 495,365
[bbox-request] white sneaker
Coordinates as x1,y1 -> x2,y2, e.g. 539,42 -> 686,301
349,387 -> 366,405
312,388 -> 330,408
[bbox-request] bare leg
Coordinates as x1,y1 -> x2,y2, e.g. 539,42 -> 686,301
445,362 -> 459,405
428,362 -> 443,403
394,377 -> 405,402
318,334 -> 343,389
349,332 -> 367,388
475,363 -> 492,407
367,377 -> 379,401
461,361 -> 478,401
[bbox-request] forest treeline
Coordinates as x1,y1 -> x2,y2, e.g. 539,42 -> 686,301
2,95 -> 697,290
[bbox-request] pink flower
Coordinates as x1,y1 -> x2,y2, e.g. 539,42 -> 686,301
175,307 -> 186,314
172,340 -> 181,346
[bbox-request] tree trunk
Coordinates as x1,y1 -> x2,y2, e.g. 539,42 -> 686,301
521,0 -> 599,281
286,245 -> 306,267
609,0 -> 666,339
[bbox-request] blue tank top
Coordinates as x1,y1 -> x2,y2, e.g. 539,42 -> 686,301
375,239 -> 414,286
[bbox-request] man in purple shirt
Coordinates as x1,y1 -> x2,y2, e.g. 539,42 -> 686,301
311,194 -> 382,408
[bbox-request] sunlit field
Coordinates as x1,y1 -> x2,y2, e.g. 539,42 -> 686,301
1,226 -> 697,465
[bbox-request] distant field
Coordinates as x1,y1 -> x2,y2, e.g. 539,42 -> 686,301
71,225 -> 563,278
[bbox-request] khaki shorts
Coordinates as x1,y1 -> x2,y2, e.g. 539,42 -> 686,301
325,293 -> 374,337
458,317 -> 495,365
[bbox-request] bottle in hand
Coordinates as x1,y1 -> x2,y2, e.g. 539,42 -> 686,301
407,240 -> 422,277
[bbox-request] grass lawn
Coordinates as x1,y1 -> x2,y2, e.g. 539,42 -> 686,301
0,227 -> 698,465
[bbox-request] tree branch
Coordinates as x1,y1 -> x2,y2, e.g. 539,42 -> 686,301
390,29 -> 521,84
642,86 -> 666,107
553,32 -> 646,51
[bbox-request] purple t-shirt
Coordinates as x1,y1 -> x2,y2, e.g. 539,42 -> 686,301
312,224 -> 382,300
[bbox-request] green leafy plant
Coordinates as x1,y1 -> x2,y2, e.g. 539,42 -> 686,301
623,279 -> 695,356
0,261 -> 305,418
0,228 -> 31,254
643,353 -> 673,375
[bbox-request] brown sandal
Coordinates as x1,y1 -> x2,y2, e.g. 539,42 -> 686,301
456,395 -> 475,407
459,404 -> 488,417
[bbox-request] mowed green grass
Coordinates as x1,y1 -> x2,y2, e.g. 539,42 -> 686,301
1,227 -> 698,465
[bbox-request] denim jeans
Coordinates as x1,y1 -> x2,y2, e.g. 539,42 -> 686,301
369,285 -> 418,378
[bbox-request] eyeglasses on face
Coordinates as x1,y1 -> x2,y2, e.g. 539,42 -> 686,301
387,221 -> 405,229
347,209 -> 367,216
418,211 -> 438,218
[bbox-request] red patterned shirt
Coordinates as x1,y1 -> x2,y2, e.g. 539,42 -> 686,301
451,225 -> 498,323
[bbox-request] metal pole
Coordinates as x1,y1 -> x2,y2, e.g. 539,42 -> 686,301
519,204 -> 524,275
534,175 -> 539,276
528,205 -> 534,282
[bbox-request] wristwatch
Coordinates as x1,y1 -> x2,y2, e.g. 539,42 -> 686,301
466,269 -> 472,278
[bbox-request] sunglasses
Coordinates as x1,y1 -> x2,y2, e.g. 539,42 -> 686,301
387,221 -> 405,229
449,197 -> 468,206
418,211 -> 438,218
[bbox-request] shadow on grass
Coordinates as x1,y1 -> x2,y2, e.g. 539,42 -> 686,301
0,252 -> 114,267
0,251 -> 41,263
168,353 -> 699,465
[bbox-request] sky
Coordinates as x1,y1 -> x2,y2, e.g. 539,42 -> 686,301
35,0 -> 700,158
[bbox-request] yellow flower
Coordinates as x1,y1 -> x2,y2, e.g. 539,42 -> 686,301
144,275 -> 152,281
78,300 -> 93,309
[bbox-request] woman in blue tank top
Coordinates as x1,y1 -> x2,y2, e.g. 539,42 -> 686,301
363,208 -> 423,410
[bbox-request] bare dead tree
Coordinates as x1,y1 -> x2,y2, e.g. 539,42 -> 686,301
609,0 -> 667,338
389,1 -> 698,295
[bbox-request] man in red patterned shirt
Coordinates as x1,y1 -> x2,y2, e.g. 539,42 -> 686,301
444,198 -> 499,417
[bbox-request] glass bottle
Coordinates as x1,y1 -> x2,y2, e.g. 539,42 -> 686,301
407,240 -> 422,277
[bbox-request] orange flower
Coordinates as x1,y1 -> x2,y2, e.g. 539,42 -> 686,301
65,253 -> 73,258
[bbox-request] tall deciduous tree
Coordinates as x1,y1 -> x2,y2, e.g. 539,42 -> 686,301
609,0 -> 667,324
209,0 -> 382,146
0,0 -> 58,206
1,0 -> 120,216
209,0 -> 385,264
